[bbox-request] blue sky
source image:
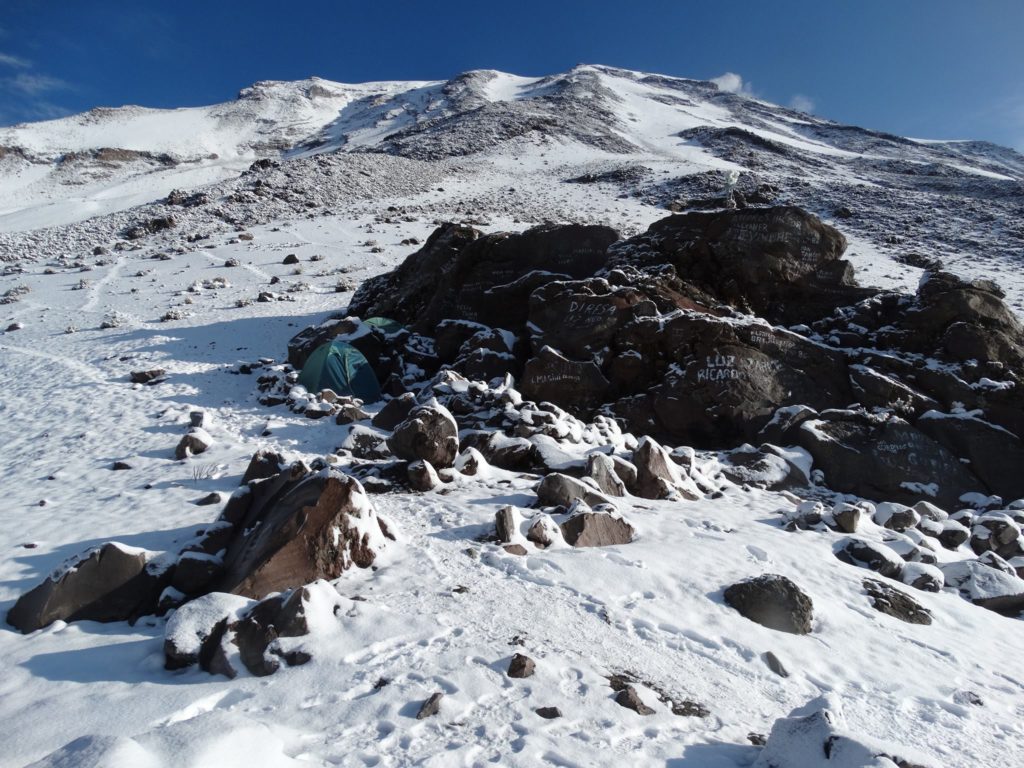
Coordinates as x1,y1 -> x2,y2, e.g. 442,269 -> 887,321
1,1 -> 1022,150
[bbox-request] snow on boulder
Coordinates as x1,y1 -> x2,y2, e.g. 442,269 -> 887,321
940,559 -> 1024,616
174,427 -> 213,460
164,581 -> 343,677
723,574 -> 814,635
7,542 -> 164,633
386,400 -> 460,469
754,698 -> 934,767
797,412 -> 980,510
872,502 -> 921,533
834,538 -> 905,580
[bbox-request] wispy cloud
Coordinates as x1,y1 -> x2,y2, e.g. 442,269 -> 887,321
789,94 -> 815,114
0,50 -> 75,125
711,72 -> 755,98
8,72 -> 69,95
0,51 -> 29,69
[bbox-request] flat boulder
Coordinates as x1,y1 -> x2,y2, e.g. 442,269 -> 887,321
560,511 -> 635,547
8,543 -> 163,633
387,402 -> 460,469
797,412 -> 981,509
863,578 -> 932,625
723,574 -> 813,635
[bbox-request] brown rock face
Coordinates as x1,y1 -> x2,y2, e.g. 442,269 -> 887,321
560,512 -> 635,547
216,470 -> 390,600
7,543 -> 163,633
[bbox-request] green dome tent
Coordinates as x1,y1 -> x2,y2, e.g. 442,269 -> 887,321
297,339 -> 381,402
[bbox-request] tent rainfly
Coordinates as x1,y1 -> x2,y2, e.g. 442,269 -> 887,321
297,339 -> 381,402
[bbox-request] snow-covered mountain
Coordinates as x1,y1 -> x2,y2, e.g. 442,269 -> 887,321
2,66 -> 1024,768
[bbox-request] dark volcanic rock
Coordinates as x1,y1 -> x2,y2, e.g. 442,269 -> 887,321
917,412 -> 1024,502
7,543 -> 163,633
371,393 -> 418,431
796,412 -> 981,509
609,206 -> 875,324
417,692 -> 445,720
520,346 -> 610,414
614,686 -> 655,715
616,314 -> 852,448
349,222 -> 618,332
834,538 -> 906,579
724,574 -> 814,634
241,449 -> 286,485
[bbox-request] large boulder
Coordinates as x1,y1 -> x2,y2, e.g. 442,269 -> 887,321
796,412 -> 982,509
349,222 -> 618,332
609,206 -> 876,324
7,543 -> 165,633
214,469 -> 393,599
940,559 -> 1024,616
615,314 -> 852,448
917,411 -> 1024,502
723,574 -> 814,634
387,402 -> 460,469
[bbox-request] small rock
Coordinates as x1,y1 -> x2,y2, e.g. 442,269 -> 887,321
194,492 -> 222,506
283,254 -> 300,265
503,544 -> 528,556
416,692 -> 444,720
614,686 -> 655,715
762,651 -> 789,678
863,578 -> 932,625
507,653 -> 536,678
130,368 -> 166,385
535,706 -> 562,719
111,461 -> 132,471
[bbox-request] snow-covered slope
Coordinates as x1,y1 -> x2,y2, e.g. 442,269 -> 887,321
1,66 -> 1024,768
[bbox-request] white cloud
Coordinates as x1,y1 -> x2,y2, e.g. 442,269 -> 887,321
7,72 -> 68,95
789,94 -> 815,114
0,51 -> 30,69
711,72 -> 754,97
